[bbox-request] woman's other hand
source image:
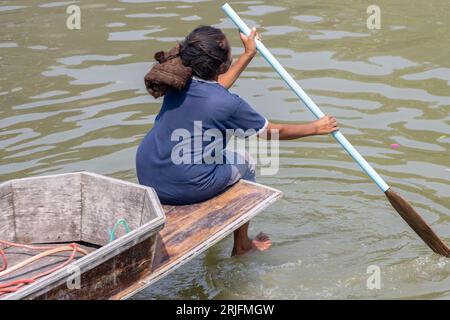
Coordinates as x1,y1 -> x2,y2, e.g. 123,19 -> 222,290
312,115 -> 339,135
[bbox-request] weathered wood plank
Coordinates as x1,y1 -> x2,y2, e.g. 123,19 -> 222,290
154,181 -> 277,267
81,173 -> 145,246
1,238 -> 156,300
0,182 -> 15,242
30,237 -> 157,300
112,180 -> 282,300
12,175 -> 82,243
140,188 -> 163,226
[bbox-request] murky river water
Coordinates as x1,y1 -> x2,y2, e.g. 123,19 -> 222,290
1,0 -> 449,299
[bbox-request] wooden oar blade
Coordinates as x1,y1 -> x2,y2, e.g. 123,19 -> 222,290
385,188 -> 450,257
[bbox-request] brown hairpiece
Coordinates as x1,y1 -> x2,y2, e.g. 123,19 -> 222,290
144,43 -> 193,98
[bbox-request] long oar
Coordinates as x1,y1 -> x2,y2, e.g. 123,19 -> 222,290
222,3 -> 450,257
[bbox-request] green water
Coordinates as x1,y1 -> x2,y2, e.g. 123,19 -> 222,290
1,0 -> 449,299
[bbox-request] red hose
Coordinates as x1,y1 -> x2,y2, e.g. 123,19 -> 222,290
0,242 -> 87,296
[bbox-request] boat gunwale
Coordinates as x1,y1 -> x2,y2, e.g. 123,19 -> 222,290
1,171 -> 166,300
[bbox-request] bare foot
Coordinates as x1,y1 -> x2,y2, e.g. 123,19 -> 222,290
232,232 -> 272,256
252,232 -> 272,251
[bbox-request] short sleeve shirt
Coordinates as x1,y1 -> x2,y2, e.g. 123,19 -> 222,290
136,77 -> 267,205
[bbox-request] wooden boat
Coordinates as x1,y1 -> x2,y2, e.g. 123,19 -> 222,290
0,172 -> 282,300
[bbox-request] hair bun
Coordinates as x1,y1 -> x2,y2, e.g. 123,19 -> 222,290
154,51 -> 166,63
154,43 -> 182,63
145,43 -> 193,98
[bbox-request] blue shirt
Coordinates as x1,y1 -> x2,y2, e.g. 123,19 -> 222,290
136,77 -> 267,205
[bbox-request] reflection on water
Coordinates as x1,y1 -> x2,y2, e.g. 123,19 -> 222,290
0,0 -> 449,299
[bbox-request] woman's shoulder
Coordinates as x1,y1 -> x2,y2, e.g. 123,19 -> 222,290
191,77 -> 236,98
189,77 -> 249,112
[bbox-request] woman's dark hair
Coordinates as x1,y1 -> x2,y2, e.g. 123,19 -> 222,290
180,25 -> 231,80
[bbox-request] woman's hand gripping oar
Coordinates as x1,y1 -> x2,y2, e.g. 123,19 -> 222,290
221,3 -> 450,257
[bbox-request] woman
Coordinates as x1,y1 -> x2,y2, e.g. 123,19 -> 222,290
136,25 -> 338,255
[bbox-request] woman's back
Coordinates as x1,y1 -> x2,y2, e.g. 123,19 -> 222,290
136,77 -> 266,204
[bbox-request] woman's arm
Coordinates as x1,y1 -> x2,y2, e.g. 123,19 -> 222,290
261,115 -> 339,140
218,53 -> 255,89
218,27 -> 259,89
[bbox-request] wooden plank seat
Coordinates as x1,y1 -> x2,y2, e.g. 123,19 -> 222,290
112,180 -> 282,300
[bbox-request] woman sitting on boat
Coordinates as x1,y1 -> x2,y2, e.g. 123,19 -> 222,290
136,25 -> 338,255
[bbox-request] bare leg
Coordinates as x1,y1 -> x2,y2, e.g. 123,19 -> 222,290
231,222 -> 272,256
